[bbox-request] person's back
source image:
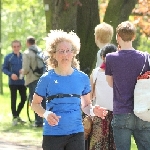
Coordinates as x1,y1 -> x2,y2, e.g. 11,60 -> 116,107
23,44 -> 40,86
106,50 -> 149,114
95,68 -> 113,111
105,21 -> 150,150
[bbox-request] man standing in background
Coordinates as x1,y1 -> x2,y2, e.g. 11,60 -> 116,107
22,36 -> 45,127
2,40 -> 27,126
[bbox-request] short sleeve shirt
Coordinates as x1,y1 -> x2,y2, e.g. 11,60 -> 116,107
35,69 -> 91,135
105,50 -> 150,114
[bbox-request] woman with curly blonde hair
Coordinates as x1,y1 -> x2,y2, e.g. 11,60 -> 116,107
31,30 -> 108,150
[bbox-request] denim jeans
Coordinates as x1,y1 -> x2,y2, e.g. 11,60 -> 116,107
112,113 -> 150,150
27,80 -> 46,126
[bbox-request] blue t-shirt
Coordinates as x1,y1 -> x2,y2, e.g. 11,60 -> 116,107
35,69 -> 91,135
105,50 -> 150,114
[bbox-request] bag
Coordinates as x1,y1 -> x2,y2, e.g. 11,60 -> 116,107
82,115 -> 93,140
134,53 -> 150,122
31,49 -> 49,77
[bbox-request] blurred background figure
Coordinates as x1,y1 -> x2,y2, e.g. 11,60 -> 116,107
2,40 -> 27,126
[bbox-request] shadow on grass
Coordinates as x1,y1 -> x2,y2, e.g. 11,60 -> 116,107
1,122 -> 42,133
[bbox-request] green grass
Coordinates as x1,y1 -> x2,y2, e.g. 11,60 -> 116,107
0,74 -> 138,149
0,74 -> 43,146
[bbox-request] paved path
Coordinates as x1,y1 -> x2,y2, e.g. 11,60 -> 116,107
0,139 -> 42,150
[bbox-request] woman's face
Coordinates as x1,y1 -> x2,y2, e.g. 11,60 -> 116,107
54,41 -> 74,66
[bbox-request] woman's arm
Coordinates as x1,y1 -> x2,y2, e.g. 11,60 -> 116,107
31,93 -> 61,126
81,93 -> 108,119
31,93 -> 45,117
90,73 -> 96,100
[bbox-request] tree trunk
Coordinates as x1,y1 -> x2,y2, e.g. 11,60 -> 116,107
77,0 -> 100,75
43,0 -> 99,75
0,0 -> 3,95
43,0 -> 78,32
103,0 -> 138,44
43,0 -> 137,75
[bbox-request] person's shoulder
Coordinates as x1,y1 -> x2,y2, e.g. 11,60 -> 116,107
4,53 -> 13,59
39,70 -> 54,82
97,49 -> 101,54
42,69 -> 57,79
6,53 -> 13,57
136,50 -> 148,55
106,51 -> 118,58
23,49 -> 30,54
133,50 -> 150,59
74,69 -> 89,78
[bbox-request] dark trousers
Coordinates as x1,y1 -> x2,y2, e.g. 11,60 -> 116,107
9,85 -> 27,118
42,132 -> 85,150
27,80 -> 46,125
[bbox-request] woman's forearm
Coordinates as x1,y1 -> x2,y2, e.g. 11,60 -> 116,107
31,103 -> 45,118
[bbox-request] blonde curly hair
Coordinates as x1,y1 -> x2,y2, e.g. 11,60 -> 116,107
45,30 -> 80,69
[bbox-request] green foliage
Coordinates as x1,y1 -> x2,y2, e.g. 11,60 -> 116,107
137,36 -> 150,53
1,0 -> 46,57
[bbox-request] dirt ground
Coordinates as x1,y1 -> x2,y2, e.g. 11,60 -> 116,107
0,138 -> 42,150
0,134 -> 42,150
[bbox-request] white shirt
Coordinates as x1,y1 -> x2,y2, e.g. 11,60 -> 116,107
92,67 -> 113,111
95,49 -> 103,68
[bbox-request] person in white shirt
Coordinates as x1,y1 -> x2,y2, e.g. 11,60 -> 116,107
89,43 -> 117,150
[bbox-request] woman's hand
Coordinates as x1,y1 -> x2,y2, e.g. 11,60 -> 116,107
47,113 -> 61,126
93,106 -> 108,119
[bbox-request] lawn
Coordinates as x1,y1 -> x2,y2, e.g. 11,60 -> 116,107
0,74 -> 138,149
0,74 -> 43,147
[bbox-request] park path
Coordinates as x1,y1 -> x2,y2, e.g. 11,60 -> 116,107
0,138 -> 42,150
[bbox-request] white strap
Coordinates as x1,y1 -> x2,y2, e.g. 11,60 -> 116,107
140,52 -> 148,75
92,67 -> 99,83
148,55 -> 150,67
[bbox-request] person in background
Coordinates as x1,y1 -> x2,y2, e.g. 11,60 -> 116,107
21,36 -> 45,127
31,30 -> 108,150
89,44 -> 117,150
2,40 -> 27,126
95,22 -> 113,68
105,21 -> 150,150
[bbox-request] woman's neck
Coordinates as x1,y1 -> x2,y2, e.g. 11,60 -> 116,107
55,66 -> 73,76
